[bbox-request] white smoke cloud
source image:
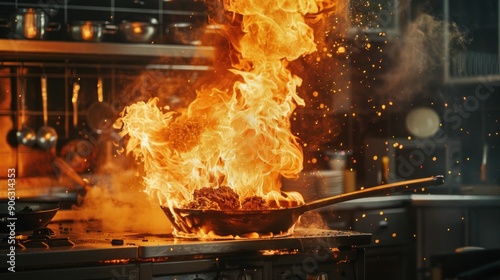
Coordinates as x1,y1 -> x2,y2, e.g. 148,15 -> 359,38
73,165 -> 173,233
378,13 -> 466,100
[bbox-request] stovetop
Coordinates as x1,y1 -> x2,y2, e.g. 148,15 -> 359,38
0,220 -> 371,270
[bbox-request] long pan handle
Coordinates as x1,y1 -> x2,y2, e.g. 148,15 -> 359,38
300,175 -> 445,214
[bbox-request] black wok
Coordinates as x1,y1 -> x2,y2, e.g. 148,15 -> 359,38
0,201 -> 59,233
161,175 -> 444,237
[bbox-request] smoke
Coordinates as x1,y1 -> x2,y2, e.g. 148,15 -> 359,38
72,162 -> 172,233
297,211 -> 327,229
378,13 -> 466,100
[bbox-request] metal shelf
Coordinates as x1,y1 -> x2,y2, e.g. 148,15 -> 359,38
0,39 -> 215,63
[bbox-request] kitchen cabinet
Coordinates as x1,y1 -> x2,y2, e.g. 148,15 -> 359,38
444,0 -> 500,83
348,0 -> 410,40
321,194 -> 500,280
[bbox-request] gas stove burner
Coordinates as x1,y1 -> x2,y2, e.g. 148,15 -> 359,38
0,237 -> 26,251
33,227 -> 55,237
23,236 -> 75,249
0,227 -> 75,249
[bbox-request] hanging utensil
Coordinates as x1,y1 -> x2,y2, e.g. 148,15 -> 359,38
16,75 -> 37,147
36,74 -> 58,149
480,144 -> 488,183
162,175 -> 445,238
87,75 -> 114,133
72,80 -> 80,129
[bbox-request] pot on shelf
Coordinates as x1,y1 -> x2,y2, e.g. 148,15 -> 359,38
117,17 -> 159,43
165,22 -> 223,46
67,21 -> 117,42
0,8 -> 60,40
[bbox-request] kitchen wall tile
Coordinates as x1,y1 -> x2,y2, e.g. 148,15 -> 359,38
114,0 -> 160,10
67,0 -> 112,22
0,152 -> 17,178
0,1 -> 16,17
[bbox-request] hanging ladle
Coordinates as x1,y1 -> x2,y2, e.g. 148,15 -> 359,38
16,75 -> 36,147
72,80 -> 80,129
87,75 -> 114,134
36,75 -> 58,149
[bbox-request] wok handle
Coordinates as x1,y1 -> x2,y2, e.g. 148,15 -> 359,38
300,175 -> 445,214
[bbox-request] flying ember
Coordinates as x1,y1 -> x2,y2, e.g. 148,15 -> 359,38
116,0 -> 336,236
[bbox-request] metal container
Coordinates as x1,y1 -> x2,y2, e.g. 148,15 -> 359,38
166,22 -> 222,45
68,21 -> 117,42
3,8 -> 60,40
118,18 -> 158,43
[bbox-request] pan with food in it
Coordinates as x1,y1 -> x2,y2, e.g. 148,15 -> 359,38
0,201 -> 59,233
161,175 -> 444,238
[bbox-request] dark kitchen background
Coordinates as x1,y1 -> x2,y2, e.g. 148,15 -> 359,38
0,0 -> 499,280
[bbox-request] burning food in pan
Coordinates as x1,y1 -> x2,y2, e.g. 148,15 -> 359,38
183,186 -> 271,211
161,176 -> 444,239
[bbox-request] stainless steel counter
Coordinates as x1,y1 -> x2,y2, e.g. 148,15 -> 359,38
319,193 -> 500,280
328,193 -> 500,210
0,220 -> 371,280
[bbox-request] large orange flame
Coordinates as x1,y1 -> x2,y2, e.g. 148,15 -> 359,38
116,0 -> 336,235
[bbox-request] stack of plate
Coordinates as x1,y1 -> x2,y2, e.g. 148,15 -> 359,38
282,170 -> 344,202
316,170 -> 344,198
281,171 -> 318,202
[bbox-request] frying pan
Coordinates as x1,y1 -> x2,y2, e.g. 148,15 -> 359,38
161,175 -> 444,237
0,201 -> 59,233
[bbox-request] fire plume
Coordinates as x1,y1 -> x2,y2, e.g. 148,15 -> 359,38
116,0 -> 335,236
